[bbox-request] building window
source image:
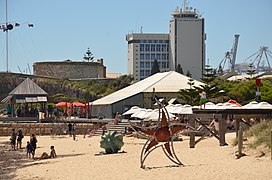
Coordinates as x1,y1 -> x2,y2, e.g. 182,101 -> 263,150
151,54 -> 156,60
162,62 -> 166,68
140,70 -> 145,76
167,53 -> 169,60
162,53 -> 166,60
140,53 -> 144,60
140,44 -> 144,51
167,44 -> 169,52
162,44 -> 166,52
156,54 -> 161,60
145,44 -> 150,51
145,54 -> 150,60
151,44 -> 155,51
140,62 -> 144,68
146,62 -> 150,68
156,44 -> 161,51
146,70 -> 151,76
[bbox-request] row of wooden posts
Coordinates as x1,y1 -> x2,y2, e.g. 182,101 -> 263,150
188,116 -> 272,160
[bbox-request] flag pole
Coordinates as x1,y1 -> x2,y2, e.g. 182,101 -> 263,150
6,0 -> 9,72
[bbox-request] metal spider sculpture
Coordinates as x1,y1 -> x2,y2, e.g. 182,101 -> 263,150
129,99 -> 194,168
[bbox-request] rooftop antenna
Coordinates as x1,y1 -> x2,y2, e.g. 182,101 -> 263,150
27,63 -> 32,74
182,0 -> 187,13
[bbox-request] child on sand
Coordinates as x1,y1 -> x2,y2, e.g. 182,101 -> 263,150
26,141 -> 33,158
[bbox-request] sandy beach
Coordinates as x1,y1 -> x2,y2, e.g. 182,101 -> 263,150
0,133 -> 271,180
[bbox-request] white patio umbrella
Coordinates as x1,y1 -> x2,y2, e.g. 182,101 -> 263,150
242,101 -> 259,109
243,101 -> 272,109
165,104 -> 175,114
204,102 -> 217,109
256,102 -> 272,109
123,106 -> 141,115
179,104 -> 193,114
147,109 -> 176,120
130,108 -> 148,119
171,104 -> 183,114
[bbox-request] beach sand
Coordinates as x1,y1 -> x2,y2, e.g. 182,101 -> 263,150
0,133 -> 271,180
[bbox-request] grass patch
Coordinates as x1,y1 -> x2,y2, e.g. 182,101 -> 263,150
244,120 -> 272,149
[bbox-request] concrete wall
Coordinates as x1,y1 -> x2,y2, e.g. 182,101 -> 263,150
33,61 -> 105,79
0,123 -> 98,136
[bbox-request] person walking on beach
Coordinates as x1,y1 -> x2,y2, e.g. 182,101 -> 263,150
72,123 -> 76,140
17,129 -> 24,149
68,123 -> 72,136
30,134 -> 38,158
26,141 -> 33,158
10,129 -> 17,150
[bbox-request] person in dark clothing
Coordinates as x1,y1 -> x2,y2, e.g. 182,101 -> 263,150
26,141 -> 33,158
10,129 -> 17,150
30,134 -> 38,158
72,123 -> 76,140
68,123 -> 72,136
17,129 -> 24,149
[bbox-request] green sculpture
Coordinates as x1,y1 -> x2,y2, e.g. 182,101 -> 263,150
100,131 -> 124,154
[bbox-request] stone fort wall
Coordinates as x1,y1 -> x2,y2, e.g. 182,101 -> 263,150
33,61 -> 106,79
0,123 -> 99,136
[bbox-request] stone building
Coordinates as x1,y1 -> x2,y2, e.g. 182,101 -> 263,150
33,59 -> 106,79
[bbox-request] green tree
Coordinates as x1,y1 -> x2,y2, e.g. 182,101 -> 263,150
246,63 -> 256,79
186,70 -> 192,77
201,64 -> 216,84
151,59 -> 160,75
175,64 -> 183,74
177,77 -> 198,105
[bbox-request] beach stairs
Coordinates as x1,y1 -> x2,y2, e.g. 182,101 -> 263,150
93,120 -> 130,136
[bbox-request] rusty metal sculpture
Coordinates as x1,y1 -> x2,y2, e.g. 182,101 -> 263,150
129,97 -> 193,168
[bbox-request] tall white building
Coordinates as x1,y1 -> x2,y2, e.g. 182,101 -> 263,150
126,33 -> 170,81
126,1 -> 205,81
169,4 -> 205,80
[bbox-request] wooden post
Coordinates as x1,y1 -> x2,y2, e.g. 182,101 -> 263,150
238,128 -> 243,156
219,117 -> 227,146
236,118 -> 240,138
189,118 -> 195,148
236,123 -> 246,159
271,130 -> 272,160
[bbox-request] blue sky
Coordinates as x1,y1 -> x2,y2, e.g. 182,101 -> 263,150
0,0 -> 271,74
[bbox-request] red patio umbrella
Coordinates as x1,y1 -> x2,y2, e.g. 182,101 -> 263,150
55,102 -> 72,107
72,102 -> 85,107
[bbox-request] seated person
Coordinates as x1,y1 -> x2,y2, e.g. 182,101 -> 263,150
39,146 -> 57,160
209,118 -> 219,134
